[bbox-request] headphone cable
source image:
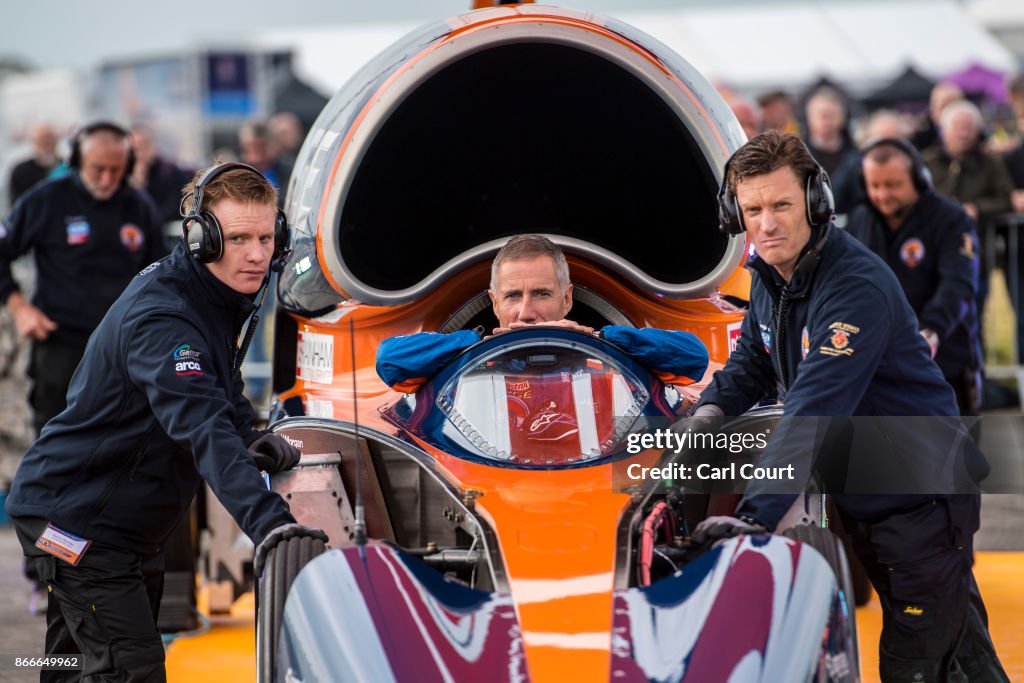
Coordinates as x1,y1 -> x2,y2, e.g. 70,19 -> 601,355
234,274 -> 272,376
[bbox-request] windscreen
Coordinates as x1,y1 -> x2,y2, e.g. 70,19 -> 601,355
435,341 -> 650,466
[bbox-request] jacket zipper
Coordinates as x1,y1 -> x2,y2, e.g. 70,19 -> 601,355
773,285 -> 792,393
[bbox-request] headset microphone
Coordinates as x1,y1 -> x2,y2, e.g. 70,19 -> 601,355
270,247 -> 292,273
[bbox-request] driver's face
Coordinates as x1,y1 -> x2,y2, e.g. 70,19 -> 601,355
489,255 -> 572,328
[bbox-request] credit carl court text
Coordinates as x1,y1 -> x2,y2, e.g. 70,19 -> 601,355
610,415 -> 1021,496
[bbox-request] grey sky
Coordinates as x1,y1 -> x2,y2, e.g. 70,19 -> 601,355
1,0 -> 687,71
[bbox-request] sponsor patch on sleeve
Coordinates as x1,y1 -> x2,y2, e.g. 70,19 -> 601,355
173,343 -> 204,376
819,321 -> 859,357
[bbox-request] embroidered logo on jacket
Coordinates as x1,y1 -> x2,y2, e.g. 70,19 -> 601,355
173,343 -> 203,376
820,322 -> 859,357
899,238 -> 925,268
801,326 -> 810,360
66,219 -> 90,245
120,224 -> 145,252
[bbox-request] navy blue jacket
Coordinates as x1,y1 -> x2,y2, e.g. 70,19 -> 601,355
5,244 -> 294,552
697,226 -> 966,528
0,174 -> 166,347
846,191 -> 981,379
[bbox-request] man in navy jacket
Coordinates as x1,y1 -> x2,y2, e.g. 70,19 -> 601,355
847,137 -> 982,417
5,164 -> 324,681
692,131 -> 1005,681
0,122 -> 167,434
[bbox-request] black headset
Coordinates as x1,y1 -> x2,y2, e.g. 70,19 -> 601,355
717,144 -> 835,235
67,121 -> 136,176
858,136 -> 933,193
180,162 -> 290,271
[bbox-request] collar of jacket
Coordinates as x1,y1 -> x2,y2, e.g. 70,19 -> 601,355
865,188 -> 935,235
747,223 -> 835,300
71,170 -> 128,205
175,243 -> 259,317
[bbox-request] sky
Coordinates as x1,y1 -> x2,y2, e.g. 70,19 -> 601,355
0,0 -> 690,71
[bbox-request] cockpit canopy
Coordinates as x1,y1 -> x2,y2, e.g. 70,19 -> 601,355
383,329 -> 679,469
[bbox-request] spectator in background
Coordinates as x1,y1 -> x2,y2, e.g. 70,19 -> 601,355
7,122 -> 59,208
1001,73 -> 1024,213
858,109 -> 912,146
727,96 -> 762,140
268,111 -> 304,191
924,100 -> 1014,237
999,72 -> 1024,365
923,99 -> 1014,329
848,138 -> 982,417
0,121 -> 167,435
912,81 -> 965,151
130,124 -> 195,226
238,120 -> 289,204
756,90 -> 801,137
803,87 -> 862,220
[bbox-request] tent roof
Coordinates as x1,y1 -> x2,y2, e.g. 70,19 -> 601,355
861,66 -> 937,109
617,0 -> 1015,94
260,0 -> 1016,98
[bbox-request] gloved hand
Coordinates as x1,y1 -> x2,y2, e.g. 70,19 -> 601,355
248,432 -> 301,473
690,515 -> 766,546
691,403 -> 725,418
253,523 -> 329,577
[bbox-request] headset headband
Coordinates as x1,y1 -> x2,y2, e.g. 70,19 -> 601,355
184,161 -> 264,218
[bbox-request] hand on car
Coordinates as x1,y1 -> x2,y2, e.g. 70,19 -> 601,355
493,319 -> 596,336
253,523 -> 329,577
248,432 -> 301,472
690,515 -> 766,546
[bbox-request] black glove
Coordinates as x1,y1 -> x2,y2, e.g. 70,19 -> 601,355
253,523 -> 329,577
690,515 -> 766,546
248,432 -> 301,473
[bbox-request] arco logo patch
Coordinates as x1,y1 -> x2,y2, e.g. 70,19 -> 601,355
172,343 -> 203,376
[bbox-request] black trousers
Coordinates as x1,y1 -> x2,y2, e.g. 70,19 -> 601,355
838,497 -> 1008,682
28,338 -> 85,435
13,516 -> 167,683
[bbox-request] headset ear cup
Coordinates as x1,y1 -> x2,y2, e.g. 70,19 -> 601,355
202,210 -> 223,262
805,169 -> 835,227
183,212 -> 223,263
125,148 -> 136,178
68,134 -> 83,169
184,216 -> 208,262
274,210 -> 289,259
717,186 -> 745,234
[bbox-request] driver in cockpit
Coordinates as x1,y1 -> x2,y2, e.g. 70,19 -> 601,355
375,234 -> 709,394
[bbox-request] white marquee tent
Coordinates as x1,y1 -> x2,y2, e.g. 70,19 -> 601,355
260,0 -> 1017,99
